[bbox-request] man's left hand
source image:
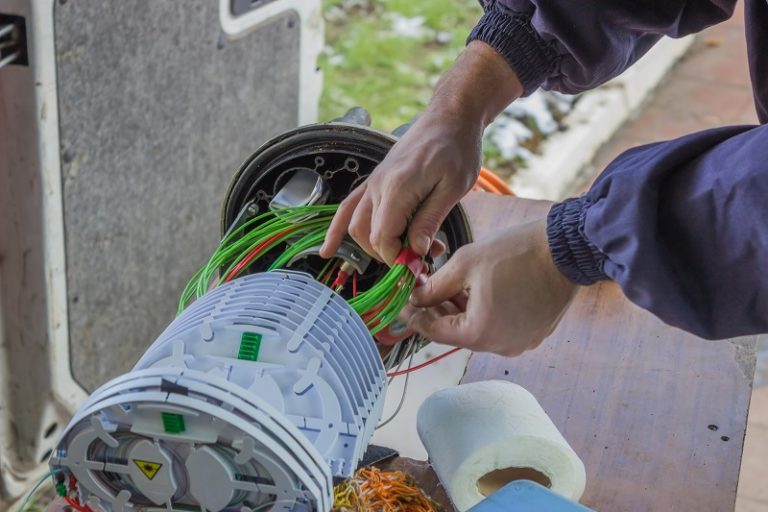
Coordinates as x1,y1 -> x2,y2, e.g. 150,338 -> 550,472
406,217 -> 578,357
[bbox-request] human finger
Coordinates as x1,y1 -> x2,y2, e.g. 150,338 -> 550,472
320,184 -> 366,258
347,193 -> 379,261
406,184 -> 459,256
410,252 -> 468,307
368,188 -> 414,266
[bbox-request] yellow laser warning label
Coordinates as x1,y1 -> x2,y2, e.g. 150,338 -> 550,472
133,459 -> 162,480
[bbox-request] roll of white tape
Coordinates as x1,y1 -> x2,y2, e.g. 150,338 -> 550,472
417,380 -> 586,511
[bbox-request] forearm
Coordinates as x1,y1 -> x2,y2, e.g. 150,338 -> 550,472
547,124 -> 768,339
427,41 -> 523,128
469,0 -> 734,95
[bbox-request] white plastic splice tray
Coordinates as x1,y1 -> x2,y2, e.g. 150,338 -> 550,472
49,271 -> 388,512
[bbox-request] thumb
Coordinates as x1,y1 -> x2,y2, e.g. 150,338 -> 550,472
407,184 -> 458,256
410,252 -> 467,307
320,184 -> 366,258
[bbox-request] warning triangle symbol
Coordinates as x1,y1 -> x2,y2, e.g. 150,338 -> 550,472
133,459 -> 163,480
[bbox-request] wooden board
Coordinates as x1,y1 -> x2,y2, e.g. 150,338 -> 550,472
454,192 -> 757,511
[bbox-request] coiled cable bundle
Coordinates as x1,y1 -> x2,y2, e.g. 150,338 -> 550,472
178,205 -> 422,369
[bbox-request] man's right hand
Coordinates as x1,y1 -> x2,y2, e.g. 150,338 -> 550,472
320,109 -> 483,265
319,41 -> 524,266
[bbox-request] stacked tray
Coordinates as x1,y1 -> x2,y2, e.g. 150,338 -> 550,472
50,271 -> 388,511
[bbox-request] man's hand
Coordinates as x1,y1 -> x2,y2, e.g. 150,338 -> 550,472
407,216 -> 579,357
319,41 -> 523,265
321,111 -> 482,265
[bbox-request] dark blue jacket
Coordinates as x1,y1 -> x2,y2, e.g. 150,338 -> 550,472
469,0 -> 768,339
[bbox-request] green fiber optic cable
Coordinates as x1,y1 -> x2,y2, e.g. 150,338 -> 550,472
177,204 -> 421,337
268,229 -> 328,270
316,257 -> 335,281
179,206 -> 335,310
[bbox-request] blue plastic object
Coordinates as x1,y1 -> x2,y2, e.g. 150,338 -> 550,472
467,480 -> 594,512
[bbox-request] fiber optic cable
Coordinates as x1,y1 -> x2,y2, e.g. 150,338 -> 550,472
178,205 -> 420,340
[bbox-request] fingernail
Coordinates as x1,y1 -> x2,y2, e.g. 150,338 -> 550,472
419,234 -> 431,254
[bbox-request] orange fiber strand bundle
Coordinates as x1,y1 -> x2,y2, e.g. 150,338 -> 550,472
332,466 -> 439,512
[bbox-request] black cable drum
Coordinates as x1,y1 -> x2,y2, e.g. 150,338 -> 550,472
219,110 -> 473,362
221,113 -> 473,265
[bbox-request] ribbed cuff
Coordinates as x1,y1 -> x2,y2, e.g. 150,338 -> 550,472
467,8 -> 558,96
547,197 -> 608,285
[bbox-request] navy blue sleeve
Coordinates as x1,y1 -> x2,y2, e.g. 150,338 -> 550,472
468,0 -> 735,96
547,124 -> 768,339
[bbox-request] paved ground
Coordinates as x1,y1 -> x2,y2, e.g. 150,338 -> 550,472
588,4 -> 767,511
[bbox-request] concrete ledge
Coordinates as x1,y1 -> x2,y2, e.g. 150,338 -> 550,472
510,35 -> 695,201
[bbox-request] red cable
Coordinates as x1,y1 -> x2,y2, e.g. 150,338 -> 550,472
386,347 -> 462,377
224,228 -> 298,282
321,260 -> 341,285
65,496 -> 94,512
352,272 -> 358,297
331,270 -> 350,289
362,289 -> 397,327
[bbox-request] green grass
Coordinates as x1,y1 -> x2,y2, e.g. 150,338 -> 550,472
319,0 -> 483,131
